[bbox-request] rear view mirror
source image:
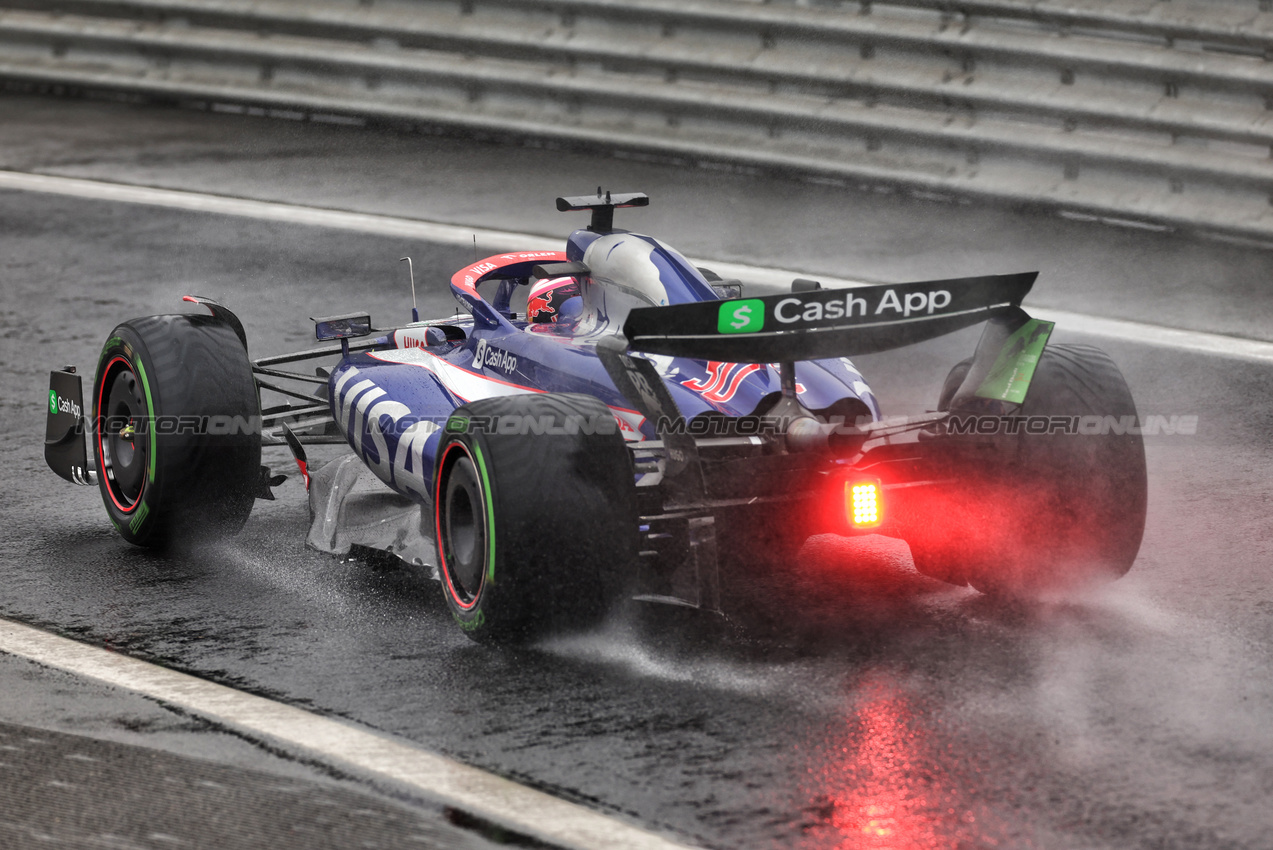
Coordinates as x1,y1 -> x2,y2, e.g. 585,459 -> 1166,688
313,313 -> 372,341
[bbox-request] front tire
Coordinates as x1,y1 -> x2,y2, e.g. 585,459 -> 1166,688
433,392 -> 638,644
93,314 -> 261,547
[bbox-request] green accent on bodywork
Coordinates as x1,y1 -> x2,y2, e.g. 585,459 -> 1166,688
471,441 -> 496,586
128,501 -> 150,535
445,416 -> 469,434
132,357 -> 157,482
49,390 -> 57,414
975,319 -> 1055,404
717,299 -> 764,334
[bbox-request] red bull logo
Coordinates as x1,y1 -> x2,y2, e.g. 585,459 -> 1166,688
527,276 -> 580,323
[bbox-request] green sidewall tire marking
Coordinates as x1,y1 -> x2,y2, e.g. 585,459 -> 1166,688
471,441 -> 497,586
131,355 -> 157,484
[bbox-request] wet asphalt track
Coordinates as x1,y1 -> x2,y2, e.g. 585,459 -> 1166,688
2,95 -> 1273,849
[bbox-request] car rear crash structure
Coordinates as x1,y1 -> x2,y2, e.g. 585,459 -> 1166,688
46,192 -> 1148,643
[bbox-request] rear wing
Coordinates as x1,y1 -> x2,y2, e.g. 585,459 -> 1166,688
622,272 -> 1038,362
602,271 -> 1055,455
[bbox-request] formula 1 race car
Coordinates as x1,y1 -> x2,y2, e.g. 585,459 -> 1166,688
45,191 -> 1147,643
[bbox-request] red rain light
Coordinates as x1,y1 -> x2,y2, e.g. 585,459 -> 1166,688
847,480 -> 881,528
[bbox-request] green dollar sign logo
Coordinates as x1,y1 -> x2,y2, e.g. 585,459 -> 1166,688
718,299 -> 764,334
49,390 -> 57,414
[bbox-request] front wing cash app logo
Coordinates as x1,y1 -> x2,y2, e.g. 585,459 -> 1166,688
718,299 -> 765,334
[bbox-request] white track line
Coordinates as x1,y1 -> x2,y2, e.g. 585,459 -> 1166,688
0,169 -> 558,251
1029,308 -> 1273,364
0,618 -> 696,850
2,169 -> 1271,362
0,169 -> 845,289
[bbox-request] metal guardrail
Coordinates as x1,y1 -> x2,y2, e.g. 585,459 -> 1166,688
1,0 -> 1271,240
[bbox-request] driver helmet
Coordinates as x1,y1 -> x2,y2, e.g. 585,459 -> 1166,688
527,275 -> 581,323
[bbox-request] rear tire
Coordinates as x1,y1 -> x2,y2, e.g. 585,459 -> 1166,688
905,357 -> 974,586
93,314 -> 261,547
907,344 -> 1147,598
433,392 -> 638,644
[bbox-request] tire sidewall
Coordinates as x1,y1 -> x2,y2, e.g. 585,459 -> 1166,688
434,433 -> 504,636
94,327 -> 163,545
92,315 -> 261,547
432,394 -> 638,644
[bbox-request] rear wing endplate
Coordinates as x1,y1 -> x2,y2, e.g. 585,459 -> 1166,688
956,311 -> 1055,409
